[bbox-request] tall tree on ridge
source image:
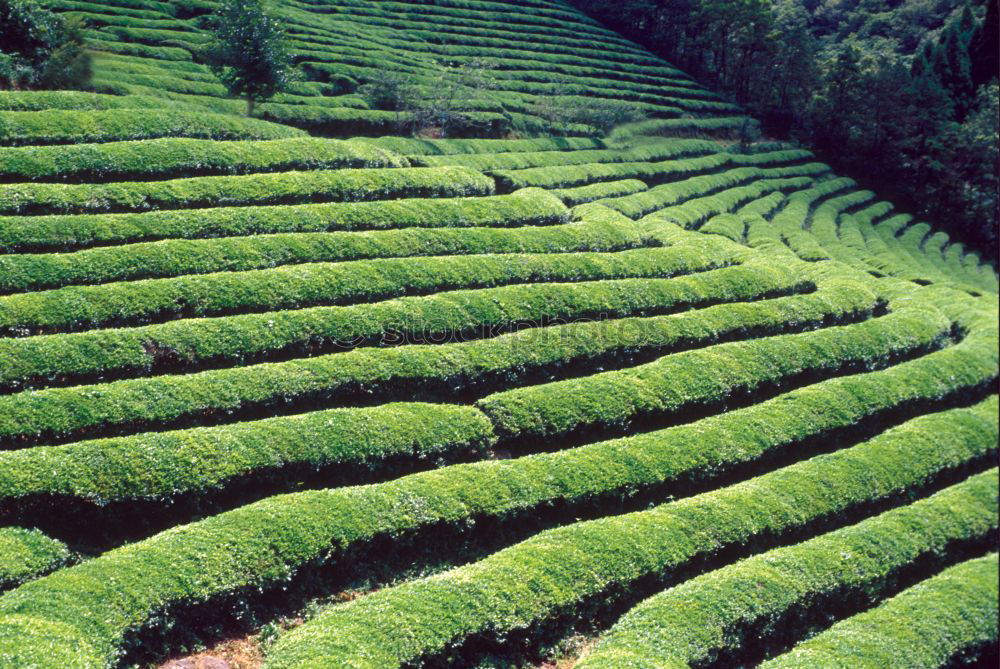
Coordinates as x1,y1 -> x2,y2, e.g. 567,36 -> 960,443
205,0 -> 292,116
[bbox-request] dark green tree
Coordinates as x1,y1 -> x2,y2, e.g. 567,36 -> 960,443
204,0 -> 292,116
0,0 -> 90,90
969,0 -> 999,87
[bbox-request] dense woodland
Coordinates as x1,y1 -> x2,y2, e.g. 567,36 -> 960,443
571,0 -> 1000,262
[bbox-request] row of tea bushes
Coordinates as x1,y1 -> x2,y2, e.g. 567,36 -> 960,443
576,466 -> 998,668
261,403 -> 998,669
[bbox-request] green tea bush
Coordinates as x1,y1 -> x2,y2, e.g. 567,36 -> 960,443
577,469 -> 998,668
0,136 -> 408,182
0,165 -> 493,216
0,188 -> 567,253
0,216 -> 645,293
0,109 -> 303,146
262,404 -> 998,669
760,554 -> 999,669
0,528 -> 72,592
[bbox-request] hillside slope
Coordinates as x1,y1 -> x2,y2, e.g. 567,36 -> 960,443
0,1 -> 996,668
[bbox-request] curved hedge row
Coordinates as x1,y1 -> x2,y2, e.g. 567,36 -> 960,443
0,287 -> 992,508
769,178 -> 856,258
0,245 -> 728,334
0,216 -> 647,294
0,137 -> 409,182
0,91 -> 179,112
414,140 -> 719,171
0,109 -> 304,146
261,401 -> 998,669
576,463 -> 998,669
555,179 -> 648,207
607,117 -> 754,143
0,401 -> 496,504
0,308 -> 991,668
738,190 -> 790,218
0,268 -> 876,446
354,136 -> 603,156
700,214 -> 746,242
491,153 -> 730,191
598,165 -> 829,219
0,528 -> 72,592
0,188 -> 568,254
476,300 -> 944,442
760,553 -> 999,669
0,166 -> 494,216
643,177 -> 815,230
0,264 -> 792,387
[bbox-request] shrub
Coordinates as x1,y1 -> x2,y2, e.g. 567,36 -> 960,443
475,305 -> 946,441
0,264 -> 793,387
0,283 -> 933,447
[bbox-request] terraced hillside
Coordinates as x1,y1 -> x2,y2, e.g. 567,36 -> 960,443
0,1 -> 997,668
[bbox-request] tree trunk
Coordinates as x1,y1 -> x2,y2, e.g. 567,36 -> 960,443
246,96 -> 256,117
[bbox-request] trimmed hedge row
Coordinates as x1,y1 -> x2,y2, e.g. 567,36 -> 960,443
760,553 -> 999,669
84,36 -> 193,61
261,400 -> 999,669
353,136 -> 603,156
475,305 -> 948,441
491,153 -> 731,191
0,284 -> 991,509
0,110 -> 304,147
0,264 -> 790,387
879,219 -> 951,285
576,464 -> 999,668
838,216 -> 919,282
0,166 -> 494,216
738,190 -> 792,218
0,137 -> 409,182
642,177 -> 815,230
770,179 -> 857,262
0,188 -> 568,253
607,117 -> 754,143
555,179 -> 648,207
0,273 -> 882,445
0,528 -> 72,592
0,91 -> 179,112
596,165 -> 829,220
0,245 -> 731,334
414,140 -> 719,171
0,316 -> 991,668
256,106 -> 514,139
0,402 -> 496,503
810,193 -> 880,270
0,216 -> 647,294
700,214 -> 746,243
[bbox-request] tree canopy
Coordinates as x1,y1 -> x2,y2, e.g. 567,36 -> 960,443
0,0 -> 91,90
204,0 -> 292,116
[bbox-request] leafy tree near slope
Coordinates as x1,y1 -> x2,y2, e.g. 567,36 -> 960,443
0,0 -> 90,90
204,0 -> 292,116
570,0 -> 998,263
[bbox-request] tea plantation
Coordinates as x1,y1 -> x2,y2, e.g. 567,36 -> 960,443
0,0 -> 996,667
